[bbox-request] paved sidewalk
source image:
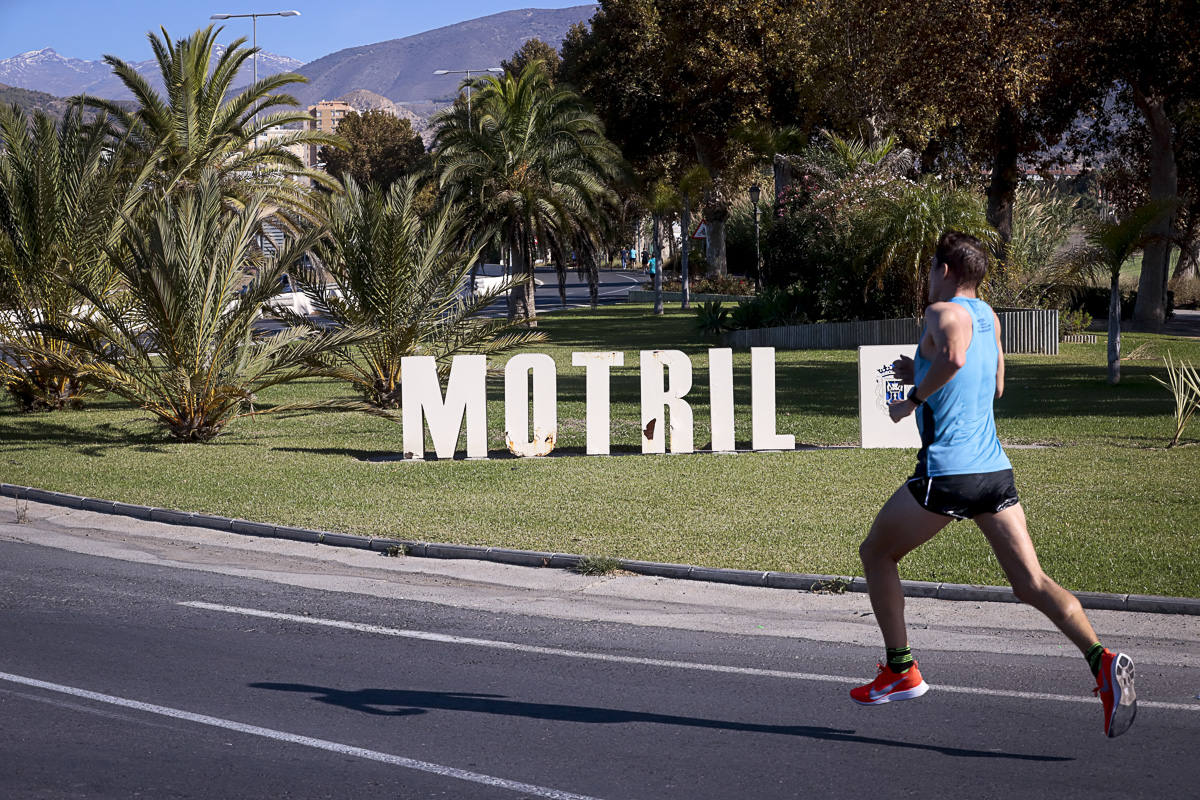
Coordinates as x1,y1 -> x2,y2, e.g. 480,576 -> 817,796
5,499 -> 1199,671
1095,307 -> 1200,338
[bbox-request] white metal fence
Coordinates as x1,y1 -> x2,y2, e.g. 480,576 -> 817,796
723,308 -> 1059,354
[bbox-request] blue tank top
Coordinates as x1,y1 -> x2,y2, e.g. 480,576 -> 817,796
912,297 -> 1011,477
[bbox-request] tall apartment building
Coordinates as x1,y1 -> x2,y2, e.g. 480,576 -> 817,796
305,100 -> 355,167
257,125 -> 308,167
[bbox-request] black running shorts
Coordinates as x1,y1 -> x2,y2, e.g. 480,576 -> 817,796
906,469 -> 1020,520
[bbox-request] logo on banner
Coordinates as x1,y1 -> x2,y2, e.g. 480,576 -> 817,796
875,364 -> 907,410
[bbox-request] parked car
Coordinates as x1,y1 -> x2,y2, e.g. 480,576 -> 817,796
471,264 -> 543,296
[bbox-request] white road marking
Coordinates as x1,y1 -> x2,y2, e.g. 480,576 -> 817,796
0,671 -> 610,800
599,274 -> 645,297
0,685 -> 179,730
180,602 -> 1199,713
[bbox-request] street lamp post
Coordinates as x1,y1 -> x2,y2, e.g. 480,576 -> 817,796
433,67 -> 502,290
749,183 -> 762,292
210,10 -> 300,130
432,67 -> 504,125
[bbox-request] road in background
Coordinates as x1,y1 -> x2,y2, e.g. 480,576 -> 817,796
249,267 -> 646,336
474,266 -> 646,317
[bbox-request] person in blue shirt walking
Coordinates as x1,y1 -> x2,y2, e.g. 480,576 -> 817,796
850,232 -> 1136,739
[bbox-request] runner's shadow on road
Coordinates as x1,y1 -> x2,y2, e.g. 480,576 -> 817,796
249,682 -> 1070,762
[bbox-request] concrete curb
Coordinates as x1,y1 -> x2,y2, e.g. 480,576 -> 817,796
6,482 -> 1199,616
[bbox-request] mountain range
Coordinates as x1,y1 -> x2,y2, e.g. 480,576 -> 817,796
0,5 -> 597,118
335,89 -> 427,131
289,5 -> 595,107
0,82 -> 72,119
0,46 -> 302,101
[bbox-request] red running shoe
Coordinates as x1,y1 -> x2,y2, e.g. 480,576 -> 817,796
850,661 -> 929,705
1095,649 -> 1137,737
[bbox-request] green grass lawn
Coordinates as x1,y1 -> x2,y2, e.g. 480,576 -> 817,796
1120,249 -> 1181,281
3,304 -> 1199,597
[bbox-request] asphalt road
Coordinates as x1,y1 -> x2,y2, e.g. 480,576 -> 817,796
248,268 -> 644,336
475,267 -> 646,317
2,535 -> 1197,800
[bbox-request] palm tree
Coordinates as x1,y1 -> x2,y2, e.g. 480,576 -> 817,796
433,60 -> 626,325
0,104 -> 148,410
675,165 -> 711,310
801,129 -> 915,187
1058,201 -> 1172,384
988,182 -> 1084,308
81,25 -> 340,219
647,179 -> 678,315
41,173 -> 380,441
863,178 -> 996,317
733,121 -> 808,206
286,175 -> 546,408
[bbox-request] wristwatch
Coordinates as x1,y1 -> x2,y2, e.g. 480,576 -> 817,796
908,388 -> 925,407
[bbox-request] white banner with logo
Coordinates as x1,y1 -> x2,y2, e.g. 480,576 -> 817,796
858,345 -> 922,449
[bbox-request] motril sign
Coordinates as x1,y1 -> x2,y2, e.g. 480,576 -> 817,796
399,347 -> 796,459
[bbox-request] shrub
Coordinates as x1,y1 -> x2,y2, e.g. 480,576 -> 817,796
291,175 -> 546,408
986,183 -> 1083,309
656,275 -> 756,295
697,275 -> 756,295
1170,275 -> 1200,309
717,284 -> 812,331
41,175 -> 383,442
0,106 -> 144,411
863,177 -> 996,318
763,131 -> 992,322
693,300 -> 731,336
729,299 -> 764,330
1063,287 -> 1174,320
1153,353 -> 1200,447
1059,309 -> 1093,337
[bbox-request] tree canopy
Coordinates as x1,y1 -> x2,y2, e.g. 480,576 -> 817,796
434,61 -> 627,324
502,38 -> 562,83
317,109 -> 427,189
561,0 -> 807,274
1075,0 -> 1200,326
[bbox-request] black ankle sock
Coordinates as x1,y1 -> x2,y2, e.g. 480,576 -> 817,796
886,646 -> 913,674
1086,642 -> 1104,677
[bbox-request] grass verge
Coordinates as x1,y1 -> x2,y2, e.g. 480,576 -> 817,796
2,304 -> 1198,597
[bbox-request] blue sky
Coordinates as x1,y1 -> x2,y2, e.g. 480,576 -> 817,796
0,1 -> 589,63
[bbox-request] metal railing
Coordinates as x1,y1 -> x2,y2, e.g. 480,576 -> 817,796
723,308 -> 1059,355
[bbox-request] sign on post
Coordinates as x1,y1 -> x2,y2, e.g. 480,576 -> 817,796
691,221 -> 707,240
858,345 -> 921,449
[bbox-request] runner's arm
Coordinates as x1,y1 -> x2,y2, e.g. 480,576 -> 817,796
993,311 -> 1005,398
889,302 -> 971,422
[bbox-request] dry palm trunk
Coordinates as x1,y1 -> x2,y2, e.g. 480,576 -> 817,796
652,213 -> 664,316
1108,270 -> 1122,385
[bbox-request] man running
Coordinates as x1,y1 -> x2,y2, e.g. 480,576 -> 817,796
851,231 -> 1137,738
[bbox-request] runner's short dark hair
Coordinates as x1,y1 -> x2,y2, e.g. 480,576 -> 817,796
935,232 -> 989,288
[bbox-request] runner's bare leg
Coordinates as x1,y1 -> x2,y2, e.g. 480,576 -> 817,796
974,502 -> 1099,653
859,486 -> 953,650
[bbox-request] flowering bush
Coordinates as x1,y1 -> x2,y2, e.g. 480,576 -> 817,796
766,169 -> 911,320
